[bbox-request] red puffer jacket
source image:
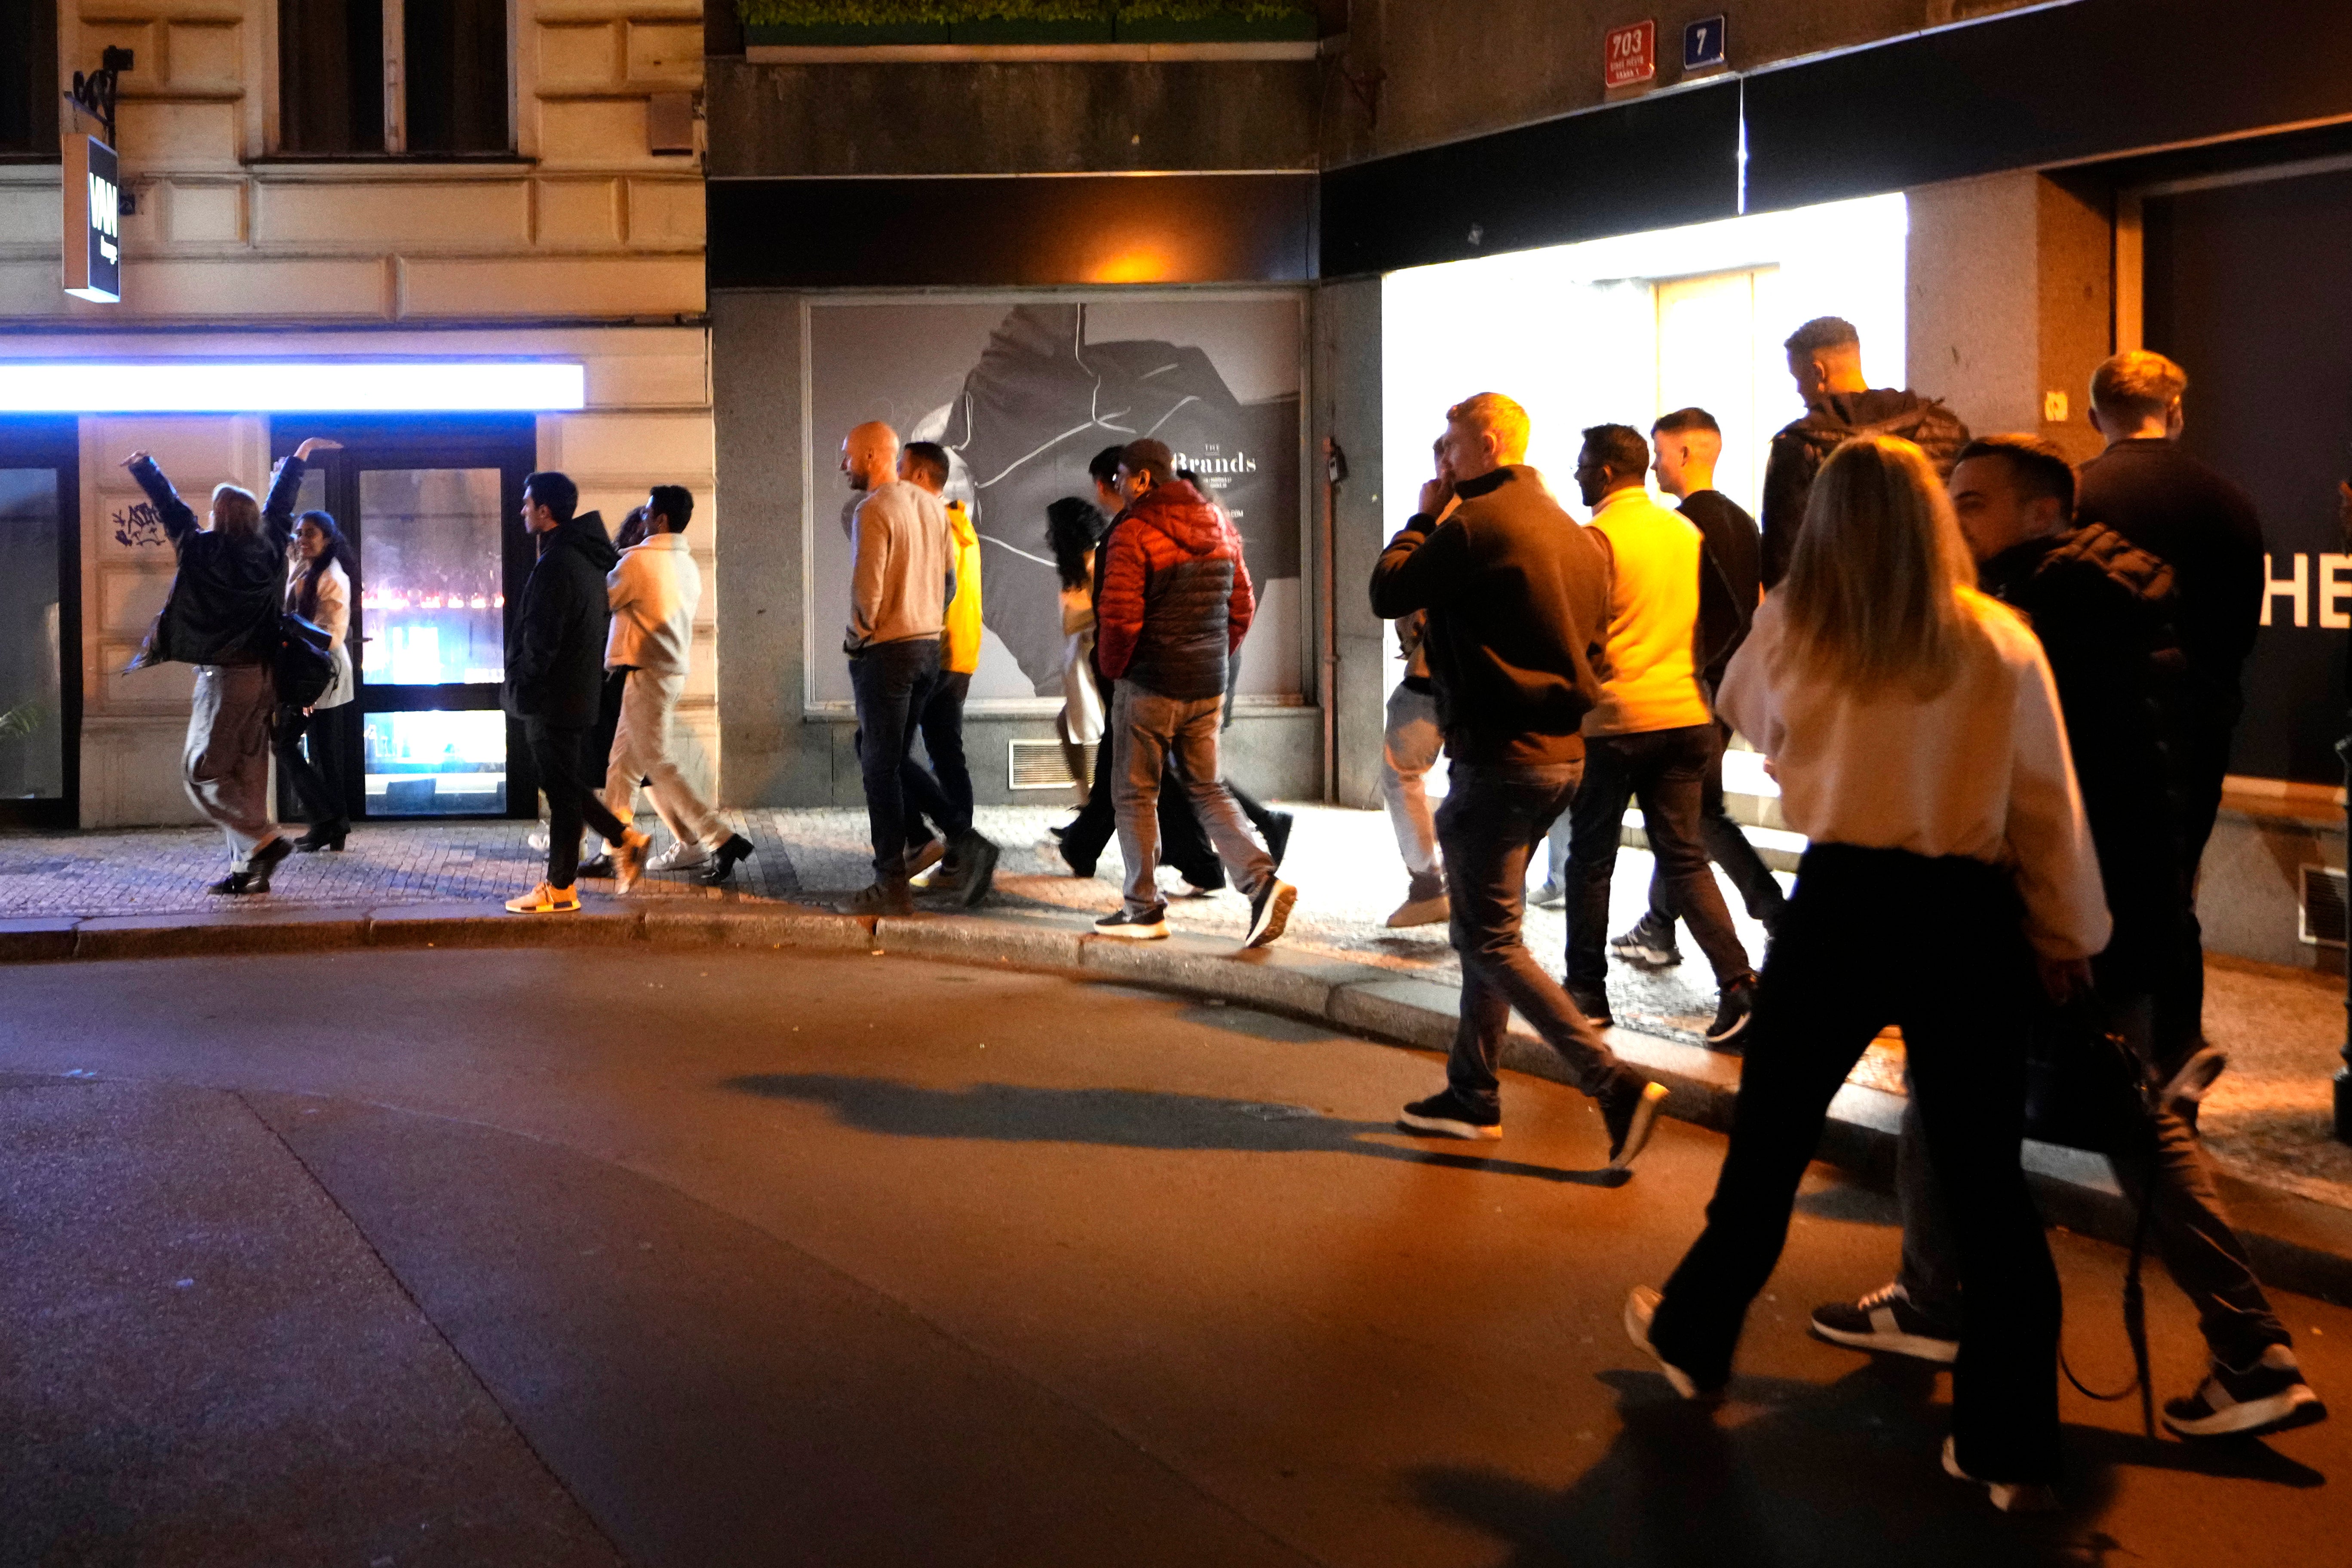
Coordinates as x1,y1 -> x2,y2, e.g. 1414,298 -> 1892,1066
1094,479 -> 1254,701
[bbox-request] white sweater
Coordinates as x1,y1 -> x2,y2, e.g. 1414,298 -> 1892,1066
1718,592 -> 2111,961
605,532 -> 700,676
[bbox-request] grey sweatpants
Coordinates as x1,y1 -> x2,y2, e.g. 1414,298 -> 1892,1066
186,662 -> 279,869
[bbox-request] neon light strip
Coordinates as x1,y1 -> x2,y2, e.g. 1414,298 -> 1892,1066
0,362 -> 587,412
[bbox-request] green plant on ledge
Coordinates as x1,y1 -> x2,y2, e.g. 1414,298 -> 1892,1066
736,1 -> 1313,25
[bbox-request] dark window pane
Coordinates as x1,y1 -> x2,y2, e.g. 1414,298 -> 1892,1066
280,0 -> 385,154
405,0 -> 508,155
1,0 -> 61,156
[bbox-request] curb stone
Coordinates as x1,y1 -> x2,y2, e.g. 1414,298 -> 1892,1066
3,899 -> 2345,1308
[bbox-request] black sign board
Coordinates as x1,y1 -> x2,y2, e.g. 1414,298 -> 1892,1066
63,135 -> 121,304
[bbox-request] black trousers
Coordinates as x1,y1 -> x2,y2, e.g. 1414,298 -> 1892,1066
527,718 -> 630,889
1648,844 -> 2061,1485
2155,699 -> 2237,1080
901,668 -> 974,850
1060,674 -> 1222,889
1646,721 -> 1786,931
1565,724 -> 1753,990
849,637 -> 941,880
273,705 -> 346,826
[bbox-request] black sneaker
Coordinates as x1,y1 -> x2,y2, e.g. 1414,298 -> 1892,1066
955,833 -> 1000,908
577,853 -> 616,879
1705,976 -> 1757,1048
838,879 -> 915,917
1941,1436 -> 2057,1514
1094,908 -> 1169,940
1244,879 -> 1297,949
1624,1286 -> 1717,1401
1599,1074 -> 1669,1169
1610,911 -> 1684,968
2163,1344 -> 2328,1439
1809,1282 -> 1960,1362
1397,1087 -> 1501,1141
699,833 -> 756,887
1568,985 -> 1615,1030
2160,1043 -> 2229,1124
1262,810 -> 1295,870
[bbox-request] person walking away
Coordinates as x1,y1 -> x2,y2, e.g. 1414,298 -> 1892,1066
1092,439 -> 1297,946
1180,467 -> 1297,872
1560,423 -> 1761,1045
1370,393 -> 1670,1168
2076,350 -> 2266,1103
893,441 -> 1000,905
1047,497 -> 1108,803
1760,316 -> 1970,589
570,504 -> 648,872
1805,434 -> 2323,1442
125,438 -> 339,894
598,485 -> 757,887
1611,408 -> 1785,968
276,508 -> 358,852
836,421 -> 953,916
502,472 -> 650,913
1056,445 -> 1226,895
1626,435 -> 2107,1513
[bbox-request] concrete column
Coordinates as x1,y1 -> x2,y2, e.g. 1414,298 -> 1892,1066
1313,278 -> 1388,811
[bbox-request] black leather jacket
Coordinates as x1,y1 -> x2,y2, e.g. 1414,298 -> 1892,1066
128,454 -> 303,668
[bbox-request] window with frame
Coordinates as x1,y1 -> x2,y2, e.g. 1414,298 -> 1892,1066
1,0 -> 61,158
279,0 -> 510,156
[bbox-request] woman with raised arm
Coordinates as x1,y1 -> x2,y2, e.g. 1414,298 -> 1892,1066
123,436 -> 342,893
277,508 -> 359,851
1624,436 -> 2109,1513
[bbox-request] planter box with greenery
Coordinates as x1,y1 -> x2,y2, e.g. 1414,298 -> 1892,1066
741,2 -> 1317,48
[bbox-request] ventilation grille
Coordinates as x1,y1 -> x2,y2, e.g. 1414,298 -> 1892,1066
1008,738 -> 1093,790
2300,865 -> 2348,947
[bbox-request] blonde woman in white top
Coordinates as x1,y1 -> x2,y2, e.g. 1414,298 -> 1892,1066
278,509 -> 357,852
1626,436 -> 2107,1513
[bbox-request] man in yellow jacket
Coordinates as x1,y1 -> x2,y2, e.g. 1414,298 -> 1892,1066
897,441 -> 998,905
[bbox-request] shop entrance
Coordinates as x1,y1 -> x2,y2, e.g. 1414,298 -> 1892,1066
0,417 -> 80,828
273,416 -> 537,820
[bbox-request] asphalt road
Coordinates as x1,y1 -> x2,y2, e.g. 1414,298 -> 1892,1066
2,948 -> 2345,1567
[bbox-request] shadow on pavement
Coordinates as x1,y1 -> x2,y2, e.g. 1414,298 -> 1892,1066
723,1073 -> 1631,1187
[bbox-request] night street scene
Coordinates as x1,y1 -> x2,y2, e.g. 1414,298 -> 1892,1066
11,2 -> 2352,1564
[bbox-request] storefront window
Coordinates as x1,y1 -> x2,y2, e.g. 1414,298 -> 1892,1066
356,467 -> 506,684
0,469 -> 62,801
0,0 -> 59,158
362,709 -> 506,815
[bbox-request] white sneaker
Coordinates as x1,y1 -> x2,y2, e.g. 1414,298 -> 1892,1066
526,826 -> 550,852
505,881 -> 580,914
1941,1436 -> 2058,1513
647,840 -> 711,873
1623,1286 -> 1715,1402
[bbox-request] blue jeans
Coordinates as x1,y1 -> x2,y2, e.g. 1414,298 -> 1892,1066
849,637 -> 940,880
901,668 -> 974,849
1111,682 -> 1272,918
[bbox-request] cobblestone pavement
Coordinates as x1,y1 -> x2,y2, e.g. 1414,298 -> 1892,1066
5,800 -> 2346,1207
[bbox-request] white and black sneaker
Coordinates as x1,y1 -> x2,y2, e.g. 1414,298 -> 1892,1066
1244,878 -> 1297,949
1809,1282 -> 1960,1363
1624,1286 -> 1716,1402
1397,1087 -> 1501,1141
1704,977 -> 1757,1048
1610,911 -> 1684,968
2163,1344 -> 2328,1439
1941,1436 -> 2057,1514
1094,908 -> 1169,940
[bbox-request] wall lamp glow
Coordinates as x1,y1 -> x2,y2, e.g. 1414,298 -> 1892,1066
0,361 -> 588,412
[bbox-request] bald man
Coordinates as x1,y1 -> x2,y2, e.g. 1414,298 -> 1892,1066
838,420 -> 955,915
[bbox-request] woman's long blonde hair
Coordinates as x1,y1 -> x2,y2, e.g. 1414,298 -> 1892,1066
1775,435 -> 1983,699
209,483 -> 262,537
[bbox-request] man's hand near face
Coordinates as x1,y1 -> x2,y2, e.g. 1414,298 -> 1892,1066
1419,476 -> 1454,517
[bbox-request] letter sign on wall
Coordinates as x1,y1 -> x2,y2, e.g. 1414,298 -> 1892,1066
1605,21 -> 1658,89
63,135 -> 122,304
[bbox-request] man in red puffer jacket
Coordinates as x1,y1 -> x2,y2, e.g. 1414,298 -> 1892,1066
1093,438 -> 1297,948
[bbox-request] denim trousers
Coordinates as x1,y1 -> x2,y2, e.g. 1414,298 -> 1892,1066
900,668 -> 975,849
1380,684 -> 1444,891
1435,761 -> 1633,1116
1059,675 -> 1224,889
1565,724 -> 1755,990
1111,681 -> 1273,918
848,636 -> 940,880
1648,845 -> 2061,1484
1645,721 -> 1786,931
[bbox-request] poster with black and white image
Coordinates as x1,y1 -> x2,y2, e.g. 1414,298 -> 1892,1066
805,295 -> 1305,708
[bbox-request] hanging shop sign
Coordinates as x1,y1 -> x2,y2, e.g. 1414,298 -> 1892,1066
1606,21 -> 1658,89
63,135 -> 122,304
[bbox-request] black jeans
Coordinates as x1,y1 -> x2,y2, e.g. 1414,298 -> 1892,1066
2155,697 -> 2238,1080
1646,721 -> 1786,932
901,668 -> 974,850
1649,845 -> 2061,1484
1566,724 -> 1754,990
1060,675 -> 1223,889
849,637 -> 941,880
273,704 -> 345,826
1437,761 -> 1635,1117
526,719 -> 630,890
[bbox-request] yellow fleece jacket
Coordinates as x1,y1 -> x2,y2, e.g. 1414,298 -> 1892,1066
1582,486 -> 1713,736
943,500 -> 983,675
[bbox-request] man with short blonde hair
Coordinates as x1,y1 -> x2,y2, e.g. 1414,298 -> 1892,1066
1445,392 -> 1531,464
2089,350 -> 2189,431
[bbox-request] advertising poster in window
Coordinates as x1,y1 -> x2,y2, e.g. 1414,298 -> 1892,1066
805,296 -> 1304,710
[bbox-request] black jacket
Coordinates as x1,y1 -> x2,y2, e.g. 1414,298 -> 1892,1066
504,512 -> 618,726
1760,389 -> 1971,588
1369,465 -> 1613,768
129,453 -> 303,668
1678,489 -> 1760,692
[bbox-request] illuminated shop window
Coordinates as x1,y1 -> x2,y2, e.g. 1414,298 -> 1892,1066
362,709 -> 506,816
356,467 -> 506,684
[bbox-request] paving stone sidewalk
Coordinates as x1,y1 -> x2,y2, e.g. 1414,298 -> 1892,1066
4,802 -> 2348,1212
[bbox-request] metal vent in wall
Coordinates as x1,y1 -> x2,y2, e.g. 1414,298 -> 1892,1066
2300,865 -> 2348,948
1009,739 -> 1093,790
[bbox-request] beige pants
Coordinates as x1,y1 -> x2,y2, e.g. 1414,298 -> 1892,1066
186,663 -> 279,869
603,668 -> 723,849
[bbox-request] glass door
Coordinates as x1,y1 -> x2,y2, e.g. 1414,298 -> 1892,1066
276,417 -> 537,819
0,418 -> 80,828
